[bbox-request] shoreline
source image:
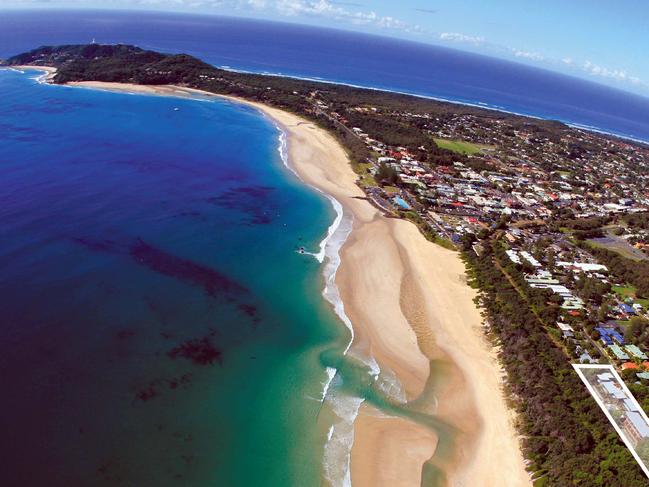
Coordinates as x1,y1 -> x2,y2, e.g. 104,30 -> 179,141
12,65 -> 57,82
215,65 -> 649,147
12,64 -> 648,145
19,69 -> 530,485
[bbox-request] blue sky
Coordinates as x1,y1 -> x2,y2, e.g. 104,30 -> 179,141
4,0 -> 649,95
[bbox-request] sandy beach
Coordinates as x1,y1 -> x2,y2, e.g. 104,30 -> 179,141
13,65 -> 57,81
28,71 -> 530,486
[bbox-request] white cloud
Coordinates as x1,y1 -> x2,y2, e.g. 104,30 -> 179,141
439,32 -> 485,45
512,48 -> 544,61
274,0 -> 419,32
580,60 -> 647,87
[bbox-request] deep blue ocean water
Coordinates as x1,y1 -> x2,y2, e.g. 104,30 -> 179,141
0,69 -> 355,486
1,9 -> 648,142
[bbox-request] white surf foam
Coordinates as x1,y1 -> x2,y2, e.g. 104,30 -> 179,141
275,152 -> 355,360
273,124 -> 364,486
272,123 -> 356,390
322,383 -> 364,487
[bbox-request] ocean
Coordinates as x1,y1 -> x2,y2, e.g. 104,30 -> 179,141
1,10 -> 649,142
0,69 -> 357,486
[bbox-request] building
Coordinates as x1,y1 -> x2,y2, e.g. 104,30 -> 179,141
622,411 -> 649,446
597,372 -> 614,382
596,326 -> 625,346
557,262 -> 608,273
557,322 -> 574,338
520,250 -> 541,267
601,380 -> 627,400
622,362 -> 640,371
619,303 -> 636,316
626,345 -> 648,360
579,351 -> 597,364
505,249 -> 521,264
609,344 -> 630,361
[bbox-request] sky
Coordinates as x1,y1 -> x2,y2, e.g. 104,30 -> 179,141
3,0 -> 648,96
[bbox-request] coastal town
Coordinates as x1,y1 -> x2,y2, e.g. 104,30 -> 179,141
6,43 -> 649,485
307,89 -> 649,379
300,86 -> 649,473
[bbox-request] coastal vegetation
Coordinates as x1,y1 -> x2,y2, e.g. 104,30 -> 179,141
464,240 -> 649,485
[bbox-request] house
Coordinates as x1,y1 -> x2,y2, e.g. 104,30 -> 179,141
562,297 -> 585,310
596,327 -> 625,346
505,250 -> 521,264
557,322 -> 574,338
626,345 -> 648,360
557,262 -> 608,273
579,351 -> 596,364
520,251 -> 541,267
597,372 -> 614,382
622,362 -> 640,371
609,344 -> 630,360
619,303 -> 636,315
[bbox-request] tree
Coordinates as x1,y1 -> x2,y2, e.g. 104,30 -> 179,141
626,317 -> 647,342
597,299 -> 612,322
547,248 -> 556,270
376,162 -> 400,186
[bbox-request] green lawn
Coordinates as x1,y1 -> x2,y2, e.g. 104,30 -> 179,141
612,284 -> 649,308
359,173 -> 377,187
433,138 -> 491,155
355,162 -> 378,187
613,284 -> 636,299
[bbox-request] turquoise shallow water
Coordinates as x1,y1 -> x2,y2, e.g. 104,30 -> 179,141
0,69 -> 352,486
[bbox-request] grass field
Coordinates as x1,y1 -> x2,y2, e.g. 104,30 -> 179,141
433,138 -> 491,155
612,284 -> 649,309
355,162 -> 378,187
588,235 -> 648,261
613,284 -> 636,298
